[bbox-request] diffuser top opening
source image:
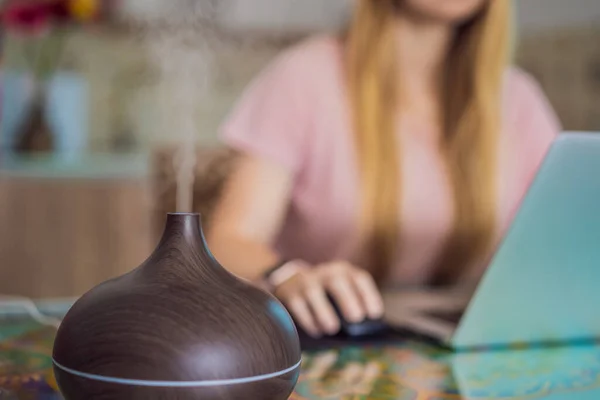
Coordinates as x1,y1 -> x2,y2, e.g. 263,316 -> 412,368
167,212 -> 200,216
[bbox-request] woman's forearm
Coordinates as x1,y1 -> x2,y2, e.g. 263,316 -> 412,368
206,154 -> 296,282
207,233 -> 280,282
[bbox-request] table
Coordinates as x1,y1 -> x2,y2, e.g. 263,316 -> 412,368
2,308 -> 600,399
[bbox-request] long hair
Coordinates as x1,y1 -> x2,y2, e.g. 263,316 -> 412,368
345,0 -> 512,283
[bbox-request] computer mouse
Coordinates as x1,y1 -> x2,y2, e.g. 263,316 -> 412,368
327,294 -> 389,338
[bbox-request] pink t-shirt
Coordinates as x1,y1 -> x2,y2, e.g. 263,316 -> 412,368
220,36 -> 561,285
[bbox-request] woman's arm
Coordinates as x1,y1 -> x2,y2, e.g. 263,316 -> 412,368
207,152 -> 384,337
208,39 -> 383,336
207,154 -> 294,282
207,45 -> 310,281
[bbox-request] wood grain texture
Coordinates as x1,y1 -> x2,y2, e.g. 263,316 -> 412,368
52,213 -> 301,400
53,370 -> 300,400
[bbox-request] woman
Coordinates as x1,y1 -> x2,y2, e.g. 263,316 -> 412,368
208,0 -> 561,337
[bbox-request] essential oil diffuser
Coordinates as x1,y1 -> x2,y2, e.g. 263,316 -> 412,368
52,213 -> 301,400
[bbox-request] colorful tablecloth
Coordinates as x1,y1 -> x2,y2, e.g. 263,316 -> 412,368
2,314 -> 600,399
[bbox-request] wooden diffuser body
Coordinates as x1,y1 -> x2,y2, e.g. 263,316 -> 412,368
52,213 -> 301,400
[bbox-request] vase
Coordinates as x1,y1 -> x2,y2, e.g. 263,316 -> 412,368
15,86 -> 54,154
0,70 -> 31,154
45,72 -> 89,161
52,213 -> 301,400
2,73 -> 53,153
0,71 -> 88,160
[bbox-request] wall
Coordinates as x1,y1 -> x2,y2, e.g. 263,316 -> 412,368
217,0 -> 600,34
516,0 -> 600,33
3,1 -> 599,153
220,0 -> 350,32
515,0 -> 600,130
16,28 -> 283,151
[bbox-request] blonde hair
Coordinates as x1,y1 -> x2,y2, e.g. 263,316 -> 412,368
345,0 -> 512,283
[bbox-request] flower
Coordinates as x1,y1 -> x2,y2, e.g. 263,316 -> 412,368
67,0 -> 100,22
48,0 -> 71,22
1,0 -> 113,80
1,0 -> 110,33
2,1 -> 55,35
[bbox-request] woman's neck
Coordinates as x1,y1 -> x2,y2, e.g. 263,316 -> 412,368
394,14 -> 453,100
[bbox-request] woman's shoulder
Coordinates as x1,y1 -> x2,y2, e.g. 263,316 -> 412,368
262,34 -> 343,80
503,66 -> 561,130
502,66 -> 561,156
278,34 -> 343,63
219,35 -> 343,173
504,67 -> 547,105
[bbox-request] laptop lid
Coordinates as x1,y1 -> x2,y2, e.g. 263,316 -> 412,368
451,132 -> 600,349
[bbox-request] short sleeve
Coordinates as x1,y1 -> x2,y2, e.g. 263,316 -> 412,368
219,45 -> 314,175
511,69 -> 562,181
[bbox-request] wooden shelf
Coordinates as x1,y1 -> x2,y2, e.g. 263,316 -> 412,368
0,162 -> 154,298
0,152 -> 149,180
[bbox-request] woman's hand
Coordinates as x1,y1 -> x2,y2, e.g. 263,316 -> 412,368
274,261 -> 384,337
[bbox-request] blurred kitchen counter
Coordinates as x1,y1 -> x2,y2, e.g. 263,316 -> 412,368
0,153 -> 155,298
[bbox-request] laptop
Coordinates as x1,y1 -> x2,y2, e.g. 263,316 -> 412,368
383,132 -> 600,350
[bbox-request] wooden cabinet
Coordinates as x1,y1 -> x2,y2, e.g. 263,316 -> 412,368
0,155 -> 154,298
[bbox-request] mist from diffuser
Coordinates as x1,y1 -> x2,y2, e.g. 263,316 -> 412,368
51,2 -> 302,399
126,0 -> 219,211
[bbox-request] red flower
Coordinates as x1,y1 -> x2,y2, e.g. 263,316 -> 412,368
48,0 -> 70,22
1,0 -> 70,35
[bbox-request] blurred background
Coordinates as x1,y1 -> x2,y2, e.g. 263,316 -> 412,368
0,0 -> 599,299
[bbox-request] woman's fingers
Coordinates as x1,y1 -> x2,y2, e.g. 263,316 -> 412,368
352,270 -> 385,319
305,285 -> 340,335
286,295 -> 320,337
326,273 -> 365,323
276,262 -> 384,338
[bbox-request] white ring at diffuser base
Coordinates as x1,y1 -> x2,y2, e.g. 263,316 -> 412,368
52,358 -> 302,387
